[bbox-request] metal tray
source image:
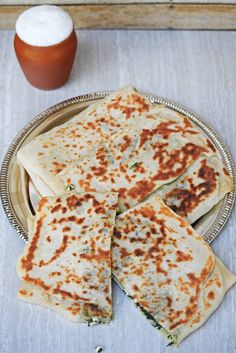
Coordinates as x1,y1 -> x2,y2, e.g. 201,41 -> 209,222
0,91 -> 235,244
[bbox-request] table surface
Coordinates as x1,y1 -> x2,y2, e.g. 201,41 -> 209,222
0,29 -> 236,353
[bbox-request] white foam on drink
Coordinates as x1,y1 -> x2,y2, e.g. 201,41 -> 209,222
16,5 -> 73,47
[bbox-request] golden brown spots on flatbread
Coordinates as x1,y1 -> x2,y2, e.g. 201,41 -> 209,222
112,197 -> 216,334
132,284 -> 139,291
19,289 -> 33,297
138,206 -> 156,221
106,296 -> 112,305
166,296 -> 172,308
51,161 -> 66,174
94,206 -> 106,214
23,274 -> 50,291
215,276 -> 222,288
49,271 -> 61,277
135,164 -> 145,174
39,235 -> 68,267
120,135 -> 132,152
66,195 -> 81,209
133,268 -> 144,276
187,228 -> 193,236
85,303 -> 105,317
53,287 -> 90,301
114,229 -> 122,239
223,167 -> 229,176
66,304 -> 81,315
107,93 -> 150,119
206,139 -> 216,153
104,285 -> 109,294
176,250 -> 193,262
139,300 -> 149,307
191,312 -> 201,325
58,216 -> 85,225
120,248 -> 131,259
207,291 -> 215,300
163,159 -> 219,218
130,93 -> 151,112
51,204 -> 61,213
134,249 -> 145,256
154,143 -> 206,182
62,226 -> 71,233
38,198 -> 47,212
80,248 -> 111,265
21,219 -> 43,272
139,120 -> 198,146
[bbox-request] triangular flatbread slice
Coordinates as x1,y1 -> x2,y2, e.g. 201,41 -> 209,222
112,196 -> 235,344
152,154 -> 234,224
17,192 -> 118,324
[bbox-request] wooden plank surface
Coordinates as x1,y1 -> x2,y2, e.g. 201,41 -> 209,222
1,3 -> 236,29
0,29 -> 236,353
1,0 -> 236,3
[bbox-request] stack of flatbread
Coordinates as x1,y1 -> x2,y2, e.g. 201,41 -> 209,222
16,86 -> 235,345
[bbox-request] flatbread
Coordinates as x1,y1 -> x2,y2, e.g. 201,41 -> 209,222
18,280 -> 107,323
53,109 -> 214,212
112,195 -> 235,344
112,195 -> 215,333
17,86 -> 215,209
174,256 -> 236,344
152,155 -> 234,224
145,104 -> 218,160
17,85 -> 153,195
17,192 -> 118,324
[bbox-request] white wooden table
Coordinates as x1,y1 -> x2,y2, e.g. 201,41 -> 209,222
0,29 -> 236,353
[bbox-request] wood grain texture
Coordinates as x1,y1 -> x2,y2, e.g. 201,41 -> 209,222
1,0 -> 236,3
0,29 -> 236,353
1,3 -> 236,29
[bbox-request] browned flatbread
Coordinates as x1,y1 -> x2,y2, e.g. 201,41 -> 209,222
152,154 -> 234,223
112,195 -> 235,344
17,192 -> 118,324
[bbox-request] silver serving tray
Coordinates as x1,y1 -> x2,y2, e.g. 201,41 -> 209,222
0,92 -> 235,244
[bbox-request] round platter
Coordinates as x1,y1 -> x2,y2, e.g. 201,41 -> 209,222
0,91 -> 235,244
